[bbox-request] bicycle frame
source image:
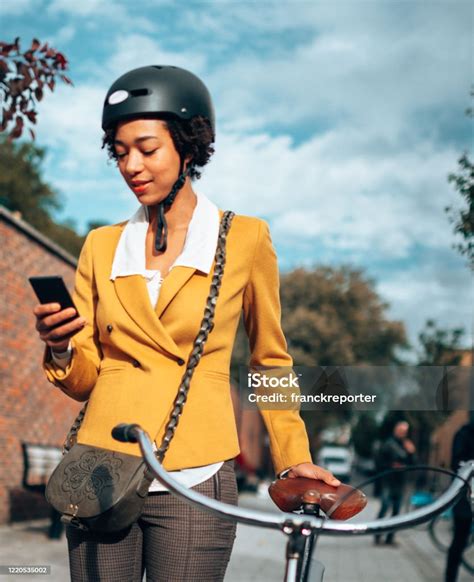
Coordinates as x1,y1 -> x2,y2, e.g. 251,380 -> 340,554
112,424 -> 474,582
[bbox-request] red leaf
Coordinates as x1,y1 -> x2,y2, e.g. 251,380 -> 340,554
34,86 -> 43,101
9,115 -> 23,139
54,52 -> 68,70
60,74 -> 73,86
9,125 -> 23,139
20,64 -> 33,85
2,107 -> 14,124
0,59 -> 10,74
40,42 -> 49,53
1,44 -> 14,56
26,110 -> 37,124
31,38 -> 41,52
8,78 -> 23,97
47,78 -> 55,92
29,127 -> 36,140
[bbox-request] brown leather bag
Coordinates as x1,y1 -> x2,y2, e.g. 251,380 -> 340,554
45,210 -> 235,533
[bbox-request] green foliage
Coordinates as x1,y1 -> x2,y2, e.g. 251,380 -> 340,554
376,321 -> 466,464
232,265 -> 409,376
86,220 -> 109,231
0,137 -> 61,225
0,136 -> 99,257
445,89 -> 474,271
446,153 -> 474,271
417,319 -> 464,365
280,266 -> 409,366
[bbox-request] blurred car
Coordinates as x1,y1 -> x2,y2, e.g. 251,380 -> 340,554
317,446 -> 353,482
354,455 -> 376,476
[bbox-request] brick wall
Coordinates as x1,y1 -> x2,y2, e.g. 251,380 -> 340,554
0,208 -> 83,524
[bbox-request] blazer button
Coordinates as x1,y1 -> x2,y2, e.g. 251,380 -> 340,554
132,359 -> 141,368
107,324 -> 113,333
177,358 -> 185,366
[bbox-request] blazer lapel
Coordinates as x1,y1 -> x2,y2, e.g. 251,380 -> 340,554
112,208 -> 224,359
154,266 -> 196,319
114,275 -> 184,359
155,208 -> 224,319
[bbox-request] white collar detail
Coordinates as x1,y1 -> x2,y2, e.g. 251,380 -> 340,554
110,191 -> 220,281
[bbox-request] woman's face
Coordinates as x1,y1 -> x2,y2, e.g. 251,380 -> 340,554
114,118 -> 189,204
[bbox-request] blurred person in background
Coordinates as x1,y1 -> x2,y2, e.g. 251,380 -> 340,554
374,420 -> 417,546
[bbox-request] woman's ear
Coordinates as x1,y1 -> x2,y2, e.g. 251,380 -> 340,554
184,155 -> 193,171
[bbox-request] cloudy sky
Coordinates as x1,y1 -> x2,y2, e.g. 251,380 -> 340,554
3,0 -> 473,358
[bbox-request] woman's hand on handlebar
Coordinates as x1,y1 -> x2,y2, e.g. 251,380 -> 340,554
33,302 -> 87,352
285,463 -> 341,487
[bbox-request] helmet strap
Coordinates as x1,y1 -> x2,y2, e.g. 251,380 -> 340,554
154,159 -> 191,253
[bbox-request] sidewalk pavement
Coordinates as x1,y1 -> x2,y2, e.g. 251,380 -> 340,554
0,492 -> 472,581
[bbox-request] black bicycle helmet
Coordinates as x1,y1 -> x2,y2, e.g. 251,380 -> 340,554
102,65 -> 215,253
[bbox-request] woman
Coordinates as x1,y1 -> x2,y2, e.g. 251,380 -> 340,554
33,65 -> 340,582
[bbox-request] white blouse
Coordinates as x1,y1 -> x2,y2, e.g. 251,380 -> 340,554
52,190 -> 224,492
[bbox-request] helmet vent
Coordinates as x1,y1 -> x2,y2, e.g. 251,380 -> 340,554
130,88 -> 151,97
152,66 -> 163,70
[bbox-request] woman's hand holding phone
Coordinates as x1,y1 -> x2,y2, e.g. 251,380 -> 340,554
33,303 -> 87,353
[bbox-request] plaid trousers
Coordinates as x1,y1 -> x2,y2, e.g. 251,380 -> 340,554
66,459 -> 238,582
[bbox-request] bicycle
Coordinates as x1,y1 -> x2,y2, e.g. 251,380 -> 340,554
407,481 -> 473,574
429,505 -> 474,575
112,423 -> 474,582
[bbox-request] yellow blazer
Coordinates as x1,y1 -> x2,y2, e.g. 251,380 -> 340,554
42,209 -> 313,475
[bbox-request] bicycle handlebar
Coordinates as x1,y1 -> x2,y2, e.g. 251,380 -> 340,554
112,423 -> 140,443
113,423 -> 474,536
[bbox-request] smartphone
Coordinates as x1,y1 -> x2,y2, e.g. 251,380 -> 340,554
28,276 -> 80,323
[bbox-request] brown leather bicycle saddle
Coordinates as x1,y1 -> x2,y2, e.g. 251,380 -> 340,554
268,477 -> 367,520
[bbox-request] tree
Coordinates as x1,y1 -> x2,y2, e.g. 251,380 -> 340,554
280,265 -> 408,366
0,137 -> 104,257
417,319 -> 465,366
445,89 -> 474,271
231,264 -> 409,377
0,37 -> 73,140
230,263 -> 409,446
0,38 -> 106,256
87,220 -> 109,231
390,320 -> 468,466
0,136 -> 61,230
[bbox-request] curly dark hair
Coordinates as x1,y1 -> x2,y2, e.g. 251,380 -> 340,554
101,114 -> 215,180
